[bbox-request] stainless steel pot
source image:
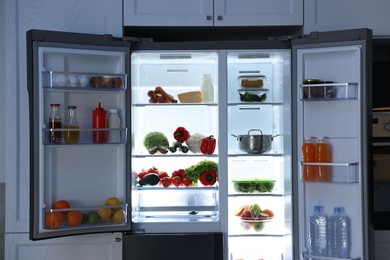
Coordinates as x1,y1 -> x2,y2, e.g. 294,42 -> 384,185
232,129 -> 279,154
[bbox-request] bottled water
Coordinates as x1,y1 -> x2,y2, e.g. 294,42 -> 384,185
329,207 -> 350,258
308,205 -> 328,256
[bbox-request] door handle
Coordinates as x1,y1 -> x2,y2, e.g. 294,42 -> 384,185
217,15 -> 223,20
206,15 -> 212,20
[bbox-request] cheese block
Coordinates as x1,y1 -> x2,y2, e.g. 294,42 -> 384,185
177,91 -> 203,103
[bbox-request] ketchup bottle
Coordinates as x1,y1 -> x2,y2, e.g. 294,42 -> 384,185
92,102 -> 107,143
302,136 -> 316,181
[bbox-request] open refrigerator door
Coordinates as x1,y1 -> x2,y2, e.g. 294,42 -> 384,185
292,29 -> 374,260
27,30 -> 132,240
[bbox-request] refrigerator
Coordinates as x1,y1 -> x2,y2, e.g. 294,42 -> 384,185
26,28 -> 374,260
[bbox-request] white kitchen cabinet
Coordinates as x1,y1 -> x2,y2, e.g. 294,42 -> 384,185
123,0 -> 303,26
304,0 -> 390,36
5,233 -> 122,260
4,0 -> 122,258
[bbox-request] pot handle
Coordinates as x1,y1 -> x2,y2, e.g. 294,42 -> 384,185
271,134 -> 280,140
231,134 -> 241,140
247,129 -> 263,135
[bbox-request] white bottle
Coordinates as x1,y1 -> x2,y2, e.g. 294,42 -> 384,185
107,109 -> 121,143
200,73 -> 214,103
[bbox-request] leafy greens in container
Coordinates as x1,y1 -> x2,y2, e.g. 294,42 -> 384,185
232,178 -> 275,193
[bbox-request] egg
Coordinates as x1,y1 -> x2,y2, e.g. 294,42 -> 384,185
79,75 -> 89,87
54,74 -> 67,87
68,75 -> 79,87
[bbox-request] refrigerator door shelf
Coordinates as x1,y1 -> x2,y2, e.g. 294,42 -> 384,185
300,82 -> 358,100
300,162 -> 359,183
41,203 -> 128,232
43,71 -> 127,90
42,128 -> 128,145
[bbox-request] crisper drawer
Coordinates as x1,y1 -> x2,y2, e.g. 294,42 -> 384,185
132,186 -> 219,222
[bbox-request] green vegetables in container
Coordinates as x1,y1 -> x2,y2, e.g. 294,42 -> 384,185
232,178 -> 275,193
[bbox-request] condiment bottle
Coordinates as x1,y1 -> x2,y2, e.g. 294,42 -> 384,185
48,103 -> 62,144
92,102 -> 107,143
64,106 -> 80,144
200,73 -> 214,103
315,137 -> 331,181
302,136 -> 316,181
107,108 -> 121,143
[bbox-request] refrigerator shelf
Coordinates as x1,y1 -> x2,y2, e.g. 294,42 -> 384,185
228,101 -> 283,106
228,153 -> 284,157
228,193 -> 284,197
43,71 -> 127,89
300,161 -> 359,183
300,82 -> 358,100
133,103 -> 218,107
301,252 -> 361,260
134,186 -> 218,191
43,127 -> 127,145
132,153 -> 218,158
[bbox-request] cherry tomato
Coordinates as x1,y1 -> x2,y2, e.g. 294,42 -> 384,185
172,176 -> 183,187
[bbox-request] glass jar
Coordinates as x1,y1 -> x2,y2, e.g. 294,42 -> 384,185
64,106 -> 80,144
48,103 -> 62,144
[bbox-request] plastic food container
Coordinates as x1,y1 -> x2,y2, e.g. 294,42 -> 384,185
238,75 -> 266,88
232,178 -> 275,193
238,88 -> 268,102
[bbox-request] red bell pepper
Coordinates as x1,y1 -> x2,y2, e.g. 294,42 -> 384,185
173,127 -> 190,142
199,170 -> 217,186
200,135 -> 216,154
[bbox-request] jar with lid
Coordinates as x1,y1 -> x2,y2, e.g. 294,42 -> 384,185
64,106 -> 80,144
48,103 -> 62,144
107,108 -> 121,143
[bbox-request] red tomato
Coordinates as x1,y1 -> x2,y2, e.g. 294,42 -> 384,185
172,176 -> 183,187
158,171 -> 169,179
161,177 -> 172,188
182,178 -> 192,187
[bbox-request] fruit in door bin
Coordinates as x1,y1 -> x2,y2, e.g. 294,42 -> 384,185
87,211 -> 100,224
105,197 -> 121,211
112,209 -> 126,223
98,208 -> 112,223
45,212 -> 65,229
66,210 -> 83,227
53,199 -> 71,214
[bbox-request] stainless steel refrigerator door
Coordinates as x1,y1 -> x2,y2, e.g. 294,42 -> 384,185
27,30 -> 132,240
292,28 -> 374,260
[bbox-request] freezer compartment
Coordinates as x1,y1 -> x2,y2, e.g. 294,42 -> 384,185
131,51 -> 218,104
301,82 -> 358,100
300,162 -> 359,183
132,186 -> 219,222
43,71 -> 126,89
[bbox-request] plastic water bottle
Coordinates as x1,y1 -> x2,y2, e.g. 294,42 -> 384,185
329,207 -> 350,258
107,109 -> 121,143
308,205 -> 328,256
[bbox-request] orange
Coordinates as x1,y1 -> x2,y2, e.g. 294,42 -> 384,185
262,209 -> 274,218
45,212 -> 64,229
53,200 -> 71,214
66,210 -> 83,227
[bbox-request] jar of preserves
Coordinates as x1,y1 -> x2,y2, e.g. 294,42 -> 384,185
64,106 -> 80,144
48,103 -> 62,144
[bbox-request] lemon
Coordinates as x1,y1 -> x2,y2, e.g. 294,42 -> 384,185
98,208 -> 112,223
112,209 -> 126,224
105,197 -> 122,211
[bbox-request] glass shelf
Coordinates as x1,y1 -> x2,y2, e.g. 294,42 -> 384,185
42,128 -> 127,145
300,162 -> 359,183
43,71 -> 127,90
302,252 -> 360,260
300,82 -> 358,100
